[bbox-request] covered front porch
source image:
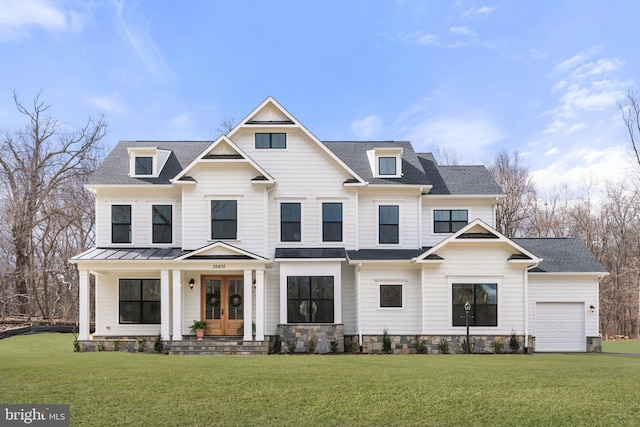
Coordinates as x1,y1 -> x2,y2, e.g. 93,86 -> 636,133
71,243 -> 271,345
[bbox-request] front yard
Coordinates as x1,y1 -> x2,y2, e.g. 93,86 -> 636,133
1,334 -> 639,426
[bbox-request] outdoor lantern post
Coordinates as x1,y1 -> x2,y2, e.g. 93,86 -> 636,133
464,301 -> 471,355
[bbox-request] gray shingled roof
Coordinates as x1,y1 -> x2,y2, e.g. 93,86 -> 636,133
416,153 -> 504,195
347,248 -> 429,261
323,141 -> 431,185
88,141 -> 212,185
89,140 -> 505,193
514,238 -> 607,273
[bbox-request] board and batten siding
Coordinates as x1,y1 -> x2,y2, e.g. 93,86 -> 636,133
422,243 -> 526,335
527,274 -> 599,338
357,264 -> 421,334
422,198 -> 496,247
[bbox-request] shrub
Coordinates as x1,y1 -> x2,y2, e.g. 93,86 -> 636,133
136,338 -> 147,353
438,339 -> 450,354
287,341 -> 296,354
271,335 -> 282,354
330,340 -> 338,353
154,334 -> 164,353
307,338 -> 316,354
347,337 -> 359,353
509,331 -> 520,353
416,339 -> 427,354
382,330 -> 393,354
462,339 -> 475,354
96,343 -> 105,352
492,337 -> 504,354
114,339 -> 121,351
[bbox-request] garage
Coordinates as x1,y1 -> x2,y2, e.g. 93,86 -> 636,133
535,302 -> 586,352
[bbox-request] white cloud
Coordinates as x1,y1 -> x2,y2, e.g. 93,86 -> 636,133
462,6 -> 496,18
114,0 -> 172,82
89,93 -> 129,115
545,147 -> 558,156
171,112 -> 191,128
449,26 -> 474,36
401,114 -> 505,162
351,115 -> 383,139
0,0 -> 87,42
531,145 -> 630,194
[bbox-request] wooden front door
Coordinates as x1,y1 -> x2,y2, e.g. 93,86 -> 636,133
201,276 -> 244,336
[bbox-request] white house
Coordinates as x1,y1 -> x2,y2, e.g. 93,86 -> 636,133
70,97 -> 607,354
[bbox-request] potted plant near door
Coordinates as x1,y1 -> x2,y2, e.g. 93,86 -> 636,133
189,320 -> 210,340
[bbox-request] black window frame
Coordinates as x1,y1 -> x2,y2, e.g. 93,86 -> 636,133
152,205 -> 172,244
281,202 -> 301,242
322,202 -> 343,242
379,156 -> 397,175
211,200 -> 237,240
379,284 -> 403,308
135,156 -> 153,175
452,283 -> 498,327
119,278 -> 161,324
255,133 -> 286,149
286,276 -> 334,323
434,209 -> 468,233
111,205 -> 132,244
378,205 -> 399,244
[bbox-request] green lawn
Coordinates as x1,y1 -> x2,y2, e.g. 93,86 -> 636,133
1,334 -> 640,426
602,339 -> 640,354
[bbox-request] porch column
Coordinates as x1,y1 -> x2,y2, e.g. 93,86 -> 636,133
243,269 -> 253,341
78,269 -> 90,340
172,270 -> 183,340
255,269 -> 265,341
161,270 -> 171,340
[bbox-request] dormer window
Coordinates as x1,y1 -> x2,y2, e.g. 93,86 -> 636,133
135,156 -> 153,175
128,147 -> 172,178
379,157 -> 396,175
367,147 -> 403,178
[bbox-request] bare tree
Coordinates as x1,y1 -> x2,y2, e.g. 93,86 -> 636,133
0,92 -> 106,319
487,150 -> 537,237
431,146 -> 461,166
216,117 -> 236,136
618,90 -> 640,169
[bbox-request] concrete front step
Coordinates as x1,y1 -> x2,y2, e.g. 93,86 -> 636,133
168,338 -> 269,355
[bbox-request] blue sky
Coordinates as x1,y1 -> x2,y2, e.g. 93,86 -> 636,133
1,0 -> 638,193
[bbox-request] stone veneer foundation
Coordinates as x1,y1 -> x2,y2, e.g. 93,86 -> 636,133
275,324 -> 344,353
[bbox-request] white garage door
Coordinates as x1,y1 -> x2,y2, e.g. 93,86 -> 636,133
536,302 -> 585,352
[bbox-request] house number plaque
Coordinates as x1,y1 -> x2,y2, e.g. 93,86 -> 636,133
212,264 -> 226,269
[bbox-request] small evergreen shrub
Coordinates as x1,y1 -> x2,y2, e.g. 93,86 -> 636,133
382,330 -> 393,354
271,335 -> 282,354
72,332 -> 80,352
330,340 -> 338,353
438,339 -> 450,354
287,341 -> 296,354
416,339 -> 427,354
462,338 -> 475,354
347,337 -> 359,353
492,337 -> 504,354
136,338 -> 147,353
154,334 -> 164,353
114,339 -> 121,351
307,338 -> 316,354
509,331 -> 520,353
96,343 -> 105,352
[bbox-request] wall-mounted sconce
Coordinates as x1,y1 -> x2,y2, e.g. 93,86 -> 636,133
589,305 -> 596,313
189,278 -> 195,290
252,279 -> 256,289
